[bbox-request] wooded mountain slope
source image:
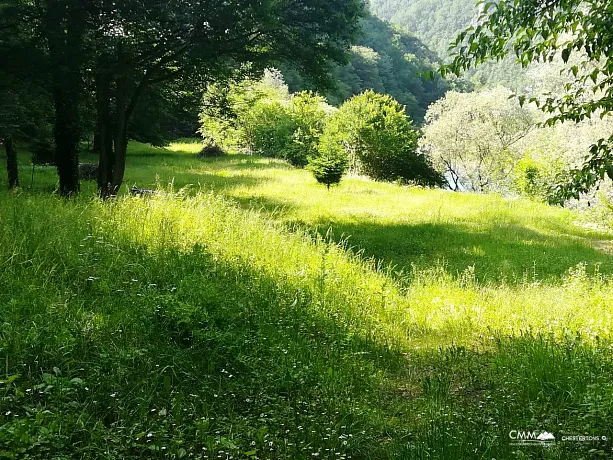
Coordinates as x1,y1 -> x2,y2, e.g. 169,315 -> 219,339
283,14 -> 449,122
369,0 -> 478,59
369,0 -> 530,89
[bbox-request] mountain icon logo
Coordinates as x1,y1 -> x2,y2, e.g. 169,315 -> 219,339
537,432 -> 555,442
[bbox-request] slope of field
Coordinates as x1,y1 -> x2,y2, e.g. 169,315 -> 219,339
1,143 -> 613,458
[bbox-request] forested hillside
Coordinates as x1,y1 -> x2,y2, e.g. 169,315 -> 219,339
369,0 -> 477,59
283,14 -> 449,122
369,0 -> 529,89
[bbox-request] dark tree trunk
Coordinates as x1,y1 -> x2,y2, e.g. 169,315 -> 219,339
45,0 -> 85,196
95,71 -> 145,198
111,76 -> 129,195
5,135 -> 19,189
53,86 -> 81,195
96,73 -> 115,198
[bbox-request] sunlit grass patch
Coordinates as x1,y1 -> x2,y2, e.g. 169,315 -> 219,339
166,139 -> 205,155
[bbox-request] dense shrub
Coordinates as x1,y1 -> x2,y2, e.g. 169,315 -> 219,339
199,70 -> 290,152
78,163 -> 98,181
512,154 -> 563,201
243,100 -> 295,159
197,142 -> 226,158
200,73 -> 328,167
245,92 -> 328,167
319,90 -> 442,185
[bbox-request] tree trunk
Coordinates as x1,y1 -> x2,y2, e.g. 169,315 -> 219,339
93,127 -> 100,153
96,73 -> 115,198
111,76 -> 129,195
94,65 -> 150,198
5,135 -> 19,189
53,86 -> 81,195
45,0 -> 85,196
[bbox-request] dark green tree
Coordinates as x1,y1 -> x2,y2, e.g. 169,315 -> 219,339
0,0 -> 53,189
3,0 -> 364,196
43,0 -> 87,196
319,90 -> 443,185
309,151 -> 349,189
87,0 -> 363,196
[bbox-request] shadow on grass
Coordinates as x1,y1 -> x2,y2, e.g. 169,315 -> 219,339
123,154 -> 292,193
303,219 -> 613,283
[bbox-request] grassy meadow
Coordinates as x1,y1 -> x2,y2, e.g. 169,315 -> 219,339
1,141 -> 613,459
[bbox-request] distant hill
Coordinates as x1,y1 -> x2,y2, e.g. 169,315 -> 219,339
369,0 -> 479,60
282,14 -> 450,123
369,0 -> 529,90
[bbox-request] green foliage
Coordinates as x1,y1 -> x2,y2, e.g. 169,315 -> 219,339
370,0 -> 477,59
245,92 -> 329,167
322,90 -> 442,184
200,70 -> 291,152
369,0 -> 535,90
243,100 -> 295,158
3,0 -> 365,194
201,73 -> 329,167
512,155 -> 563,201
129,81 -> 201,146
309,149 -> 348,188
282,14 -> 450,122
442,0 -> 613,201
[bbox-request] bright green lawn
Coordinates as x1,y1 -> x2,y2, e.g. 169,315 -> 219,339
1,141 -> 613,459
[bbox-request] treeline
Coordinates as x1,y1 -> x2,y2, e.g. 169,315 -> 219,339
0,0 -> 364,196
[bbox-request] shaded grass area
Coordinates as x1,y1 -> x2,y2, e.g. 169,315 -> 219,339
1,142 -> 613,458
1,192 -> 613,459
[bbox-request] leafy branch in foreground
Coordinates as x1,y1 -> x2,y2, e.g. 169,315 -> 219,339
441,0 -> 613,203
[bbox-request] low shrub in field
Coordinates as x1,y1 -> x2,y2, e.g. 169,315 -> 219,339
197,142 -> 226,158
78,163 -> 99,181
512,154 -> 564,202
309,150 -> 348,189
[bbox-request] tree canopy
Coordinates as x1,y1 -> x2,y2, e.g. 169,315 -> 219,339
442,0 -> 613,202
420,87 -> 534,192
2,0 -> 365,195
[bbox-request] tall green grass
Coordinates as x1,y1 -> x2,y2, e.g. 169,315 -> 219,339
1,143 -> 613,458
